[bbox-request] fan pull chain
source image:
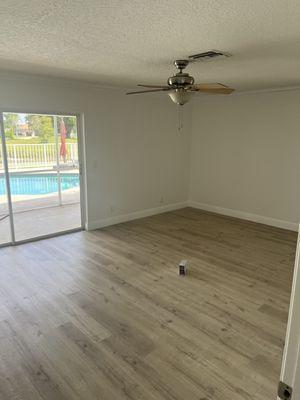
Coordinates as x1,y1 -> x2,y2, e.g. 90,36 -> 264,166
178,104 -> 183,132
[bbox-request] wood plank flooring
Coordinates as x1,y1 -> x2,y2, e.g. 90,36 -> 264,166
0,207 -> 297,400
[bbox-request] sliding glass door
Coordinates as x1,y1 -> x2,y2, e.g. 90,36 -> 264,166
0,111 -> 83,244
0,118 -> 13,245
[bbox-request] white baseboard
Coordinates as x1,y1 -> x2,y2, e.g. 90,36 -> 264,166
86,200 -> 298,233
86,201 -> 188,230
188,201 -> 299,232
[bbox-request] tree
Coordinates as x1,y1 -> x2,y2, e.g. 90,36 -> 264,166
39,116 -> 53,143
3,113 -> 19,139
64,116 -> 77,138
26,115 -> 54,143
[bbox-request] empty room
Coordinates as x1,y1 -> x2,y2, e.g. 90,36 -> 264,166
1,1 -> 300,400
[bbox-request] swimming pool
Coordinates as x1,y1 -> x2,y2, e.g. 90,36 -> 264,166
0,173 -> 80,195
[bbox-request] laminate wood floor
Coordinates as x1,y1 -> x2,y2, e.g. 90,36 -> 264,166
0,207 -> 297,400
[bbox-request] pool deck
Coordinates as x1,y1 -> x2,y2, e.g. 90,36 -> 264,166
0,189 -> 81,244
0,187 -> 80,213
0,203 -> 81,243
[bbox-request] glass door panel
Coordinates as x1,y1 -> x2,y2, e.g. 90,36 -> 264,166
58,115 -> 80,205
57,116 -> 81,231
0,119 -> 12,245
3,112 -> 82,242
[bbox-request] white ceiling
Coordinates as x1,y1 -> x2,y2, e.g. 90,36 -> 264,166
1,0 -> 300,91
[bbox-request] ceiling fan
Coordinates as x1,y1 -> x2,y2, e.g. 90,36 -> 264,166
126,58 -> 234,106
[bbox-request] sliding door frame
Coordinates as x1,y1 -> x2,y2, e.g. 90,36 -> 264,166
0,109 -> 86,246
0,113 -> 15,244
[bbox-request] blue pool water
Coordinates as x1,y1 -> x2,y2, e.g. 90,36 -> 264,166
0,173 -> 79,195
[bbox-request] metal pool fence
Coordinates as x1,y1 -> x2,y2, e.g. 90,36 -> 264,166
0,143 -> 78,169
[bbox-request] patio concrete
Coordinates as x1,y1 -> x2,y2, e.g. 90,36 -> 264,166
0,162 -> 81,244
0,187 -> 80,213
0,202 -> 81,244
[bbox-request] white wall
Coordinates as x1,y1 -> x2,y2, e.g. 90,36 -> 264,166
2,71 -> 299,232
189,89 -> 300,230
0,72 -> 191,229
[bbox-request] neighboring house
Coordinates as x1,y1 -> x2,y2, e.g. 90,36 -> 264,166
15,122 -> 35,137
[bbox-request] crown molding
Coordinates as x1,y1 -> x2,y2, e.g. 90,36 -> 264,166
0,69 -> 132,93
235,85 -> 300,96
1,68 -> 300,99
192,85 -> 300,101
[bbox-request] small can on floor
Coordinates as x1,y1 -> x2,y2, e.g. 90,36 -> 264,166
179,260 -> 188,276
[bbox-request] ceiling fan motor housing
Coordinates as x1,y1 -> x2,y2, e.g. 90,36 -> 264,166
168,73 -> 194,87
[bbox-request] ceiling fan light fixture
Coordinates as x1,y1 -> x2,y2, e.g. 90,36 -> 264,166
168,88 -> 191,106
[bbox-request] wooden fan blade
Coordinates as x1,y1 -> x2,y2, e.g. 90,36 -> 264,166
138,84 -> 170,89
191,83 -> 229,90
126,88 -> 170,95
191,87 -> 235,94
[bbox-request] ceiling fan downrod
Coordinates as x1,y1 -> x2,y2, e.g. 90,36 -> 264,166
173,59 -> 189,73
